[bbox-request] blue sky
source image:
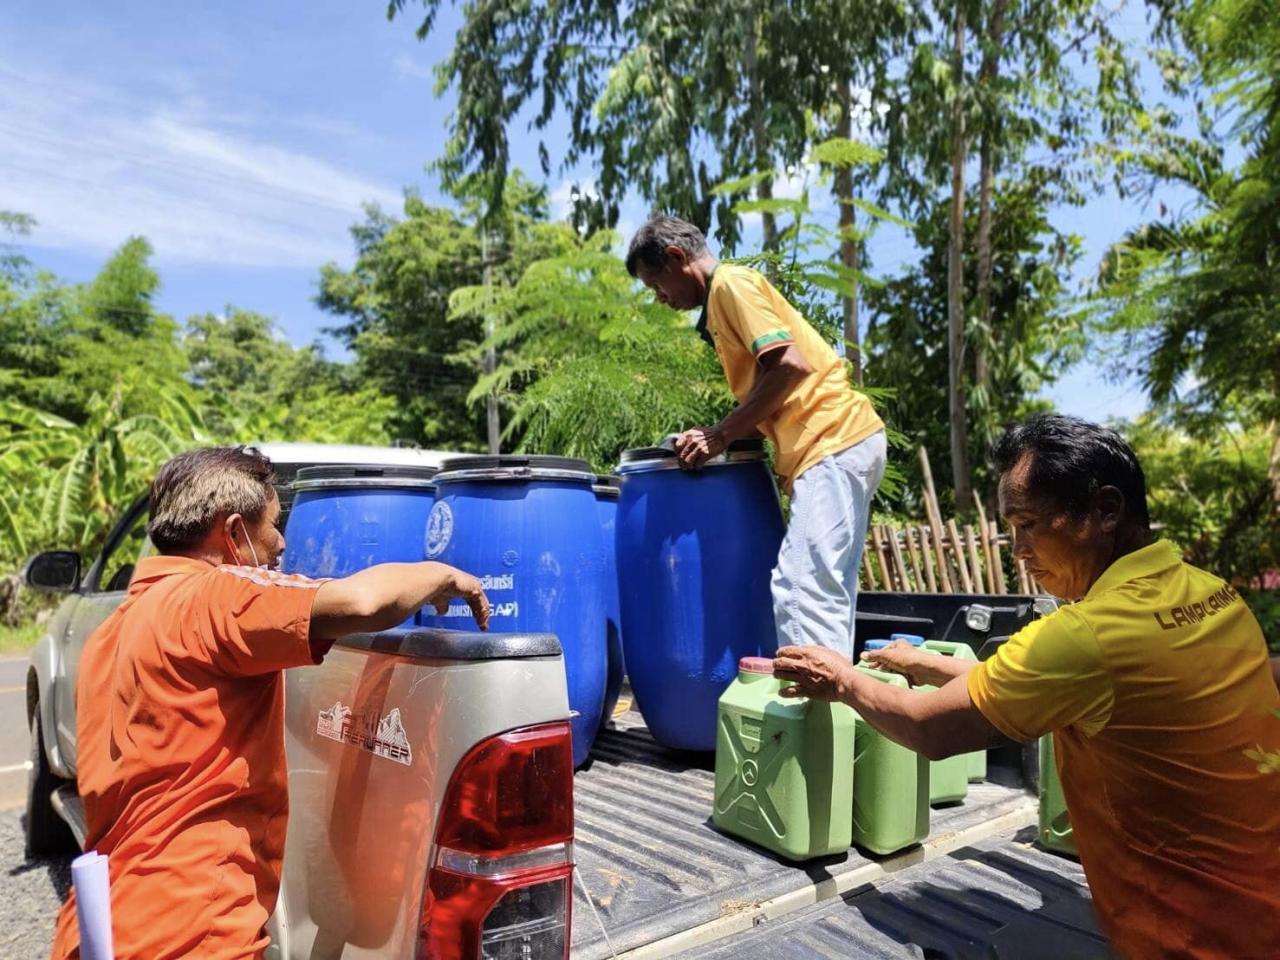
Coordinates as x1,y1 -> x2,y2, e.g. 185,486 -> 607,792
2,1 -> 1184,421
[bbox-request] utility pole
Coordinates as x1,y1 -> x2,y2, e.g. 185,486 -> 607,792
481,229 -> 500,454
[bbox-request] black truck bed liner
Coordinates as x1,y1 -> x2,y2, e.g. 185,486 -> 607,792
571,710 -> 1052,959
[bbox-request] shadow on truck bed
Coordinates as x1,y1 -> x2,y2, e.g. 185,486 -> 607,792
570,707 -> 1098,959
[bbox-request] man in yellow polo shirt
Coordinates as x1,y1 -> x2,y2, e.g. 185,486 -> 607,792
773,414 -> 1280,959
627,215 -> 885,657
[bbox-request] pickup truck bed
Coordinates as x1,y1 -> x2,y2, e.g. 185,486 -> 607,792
571,708 -> 1096,959
673,829 -> 1108,959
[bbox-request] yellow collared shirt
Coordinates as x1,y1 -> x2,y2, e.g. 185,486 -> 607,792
968,540 -> 1280,959
704,264 -> 882,490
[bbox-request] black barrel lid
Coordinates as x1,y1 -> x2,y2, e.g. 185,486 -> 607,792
593,474 -> 622,497
619,446 -> 676,464
437,454 -> 593,474
293,464 -> 439,486
619,437 -> 766,464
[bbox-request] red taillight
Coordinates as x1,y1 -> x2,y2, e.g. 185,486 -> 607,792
419,722 -> 574,960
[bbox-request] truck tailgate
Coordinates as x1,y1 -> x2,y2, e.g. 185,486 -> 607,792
571,711 -> 1043,959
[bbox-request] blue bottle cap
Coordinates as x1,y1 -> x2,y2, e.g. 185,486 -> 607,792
889,633 -> 926,645
864,639 -> 893,651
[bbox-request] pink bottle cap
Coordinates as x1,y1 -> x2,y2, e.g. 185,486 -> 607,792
739,656 -> 775,674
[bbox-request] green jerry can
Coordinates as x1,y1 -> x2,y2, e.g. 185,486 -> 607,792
921,639 -> 988,785
1039,733 -> 1077,856
851,666 -> 930,855
713,657 -> 856,861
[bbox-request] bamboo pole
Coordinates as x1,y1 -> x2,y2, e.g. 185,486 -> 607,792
862,550 -> 879,590
947,517 -> 975,592
886,526 -> 912,591
919,525 -> 939,592
972,492 -> 1000,594
871,525 -> 894,591
904,525 -> 924,590
965,524 -> 984,596
988,520 -> 1008,594
917,448 -> 954,592
1014,554 -> 1032,594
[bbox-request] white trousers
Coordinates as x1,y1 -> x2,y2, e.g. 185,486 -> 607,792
771,431 -> 887,657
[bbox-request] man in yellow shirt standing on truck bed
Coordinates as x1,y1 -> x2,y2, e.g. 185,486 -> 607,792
627,214 -> 886,658
775,414 -> 1280,959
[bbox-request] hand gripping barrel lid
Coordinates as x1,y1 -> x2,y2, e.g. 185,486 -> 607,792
617,437 -> 768,474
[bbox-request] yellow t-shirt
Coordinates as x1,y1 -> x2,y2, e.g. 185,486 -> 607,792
968,540 -> 1280,960
703,264 -> 883,489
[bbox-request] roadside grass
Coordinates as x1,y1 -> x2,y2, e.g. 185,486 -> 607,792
0,620 -> 43,656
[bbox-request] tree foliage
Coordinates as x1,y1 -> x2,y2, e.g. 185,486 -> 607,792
0,377 -> 207,561
0,218 -> 404,569
388,0 -> 918,251
1094,0 -> 1280,504
455,230 -> 732,470
1120,412 -> 1277,585
864,179 -> 1085,512
317,180 -> 578,450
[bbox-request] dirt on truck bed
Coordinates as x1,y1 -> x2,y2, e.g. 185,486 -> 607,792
570,709 -> 1102,959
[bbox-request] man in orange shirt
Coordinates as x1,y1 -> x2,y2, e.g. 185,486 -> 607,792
775,415 -> 1280,959
627,215 -> 886,658
51,446 -> 490,960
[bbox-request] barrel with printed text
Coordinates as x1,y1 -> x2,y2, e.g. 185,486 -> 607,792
616,439 -> 785,752
423,455 -> 608,768
283,464 -> 438,630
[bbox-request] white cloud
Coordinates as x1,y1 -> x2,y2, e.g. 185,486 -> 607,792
549,178 -> 602,222
393,54 -> 434,81
0,60 -> 401,268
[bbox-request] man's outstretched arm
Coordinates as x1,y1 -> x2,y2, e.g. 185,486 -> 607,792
774,645 -> 1018,760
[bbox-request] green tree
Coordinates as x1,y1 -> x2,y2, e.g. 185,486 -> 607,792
0,377 -> 208,566
184,307 -> 396,445
1095,0 -> 1280,503
864,179 -> 1085,511
873,0 -> 1139,510
0,211 -> 35,283
456,230 -> 732,470
389,0 -> 918,257
318,181 -> 577,451
0,233 -> 187,423
186,307 -> 298,397
1120,412 -> 1277,585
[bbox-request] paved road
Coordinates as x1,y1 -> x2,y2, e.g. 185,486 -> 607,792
1,655 -> 31,812
1,809 -> 70,958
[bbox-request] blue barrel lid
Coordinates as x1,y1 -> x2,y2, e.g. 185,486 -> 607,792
865,636 -> 925,650
434,454 -> 596,485
292,463 -> 438,491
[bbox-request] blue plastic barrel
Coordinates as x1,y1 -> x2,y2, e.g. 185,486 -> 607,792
594,476 -> 625,730
424,455 -> 608,768
283,465 -> 438,629
616,439 -> 785,752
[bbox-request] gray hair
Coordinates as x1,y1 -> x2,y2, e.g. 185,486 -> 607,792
147,446 -> 277,552
625,214 -> 708,277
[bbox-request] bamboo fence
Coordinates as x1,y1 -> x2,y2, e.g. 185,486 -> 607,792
858,447 -> 1046,596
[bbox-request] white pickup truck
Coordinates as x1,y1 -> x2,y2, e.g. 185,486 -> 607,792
23,444 -> 1105,959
